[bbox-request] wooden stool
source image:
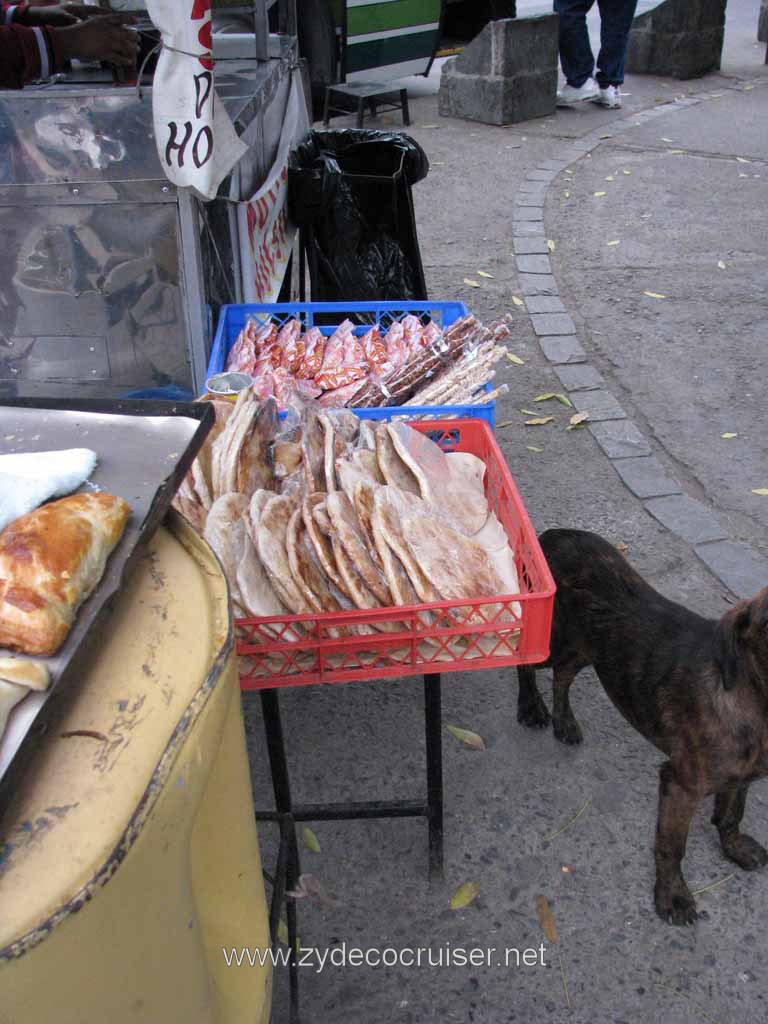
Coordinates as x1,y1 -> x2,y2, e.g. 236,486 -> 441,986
323,81 -> 410,128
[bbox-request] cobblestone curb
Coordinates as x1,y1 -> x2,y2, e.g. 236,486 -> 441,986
511,85 -> 768,599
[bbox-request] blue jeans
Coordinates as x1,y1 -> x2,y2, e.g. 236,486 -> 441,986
554,0 -> 639,88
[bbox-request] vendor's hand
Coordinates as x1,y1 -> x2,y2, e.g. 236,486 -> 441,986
54,14 -> 138,67
22,5 -> 116,28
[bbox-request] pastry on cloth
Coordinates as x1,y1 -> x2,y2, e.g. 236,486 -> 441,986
0,448 -> 97,533
0,657 -> 51,741
0,492 -> 131,656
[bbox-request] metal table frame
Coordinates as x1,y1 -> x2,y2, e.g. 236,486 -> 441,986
246,671 -> 445,1024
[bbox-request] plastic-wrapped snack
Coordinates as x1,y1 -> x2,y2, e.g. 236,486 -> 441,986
314,363 -> 367,392
320,319 -> 355,373
318,378 -> 367,407
296,326 -> 325,379
401,314 -> 424,356
225,318 -> 258,374
383,321 -> 409,369
277,319 -> 305,374
360,325 -> 391,375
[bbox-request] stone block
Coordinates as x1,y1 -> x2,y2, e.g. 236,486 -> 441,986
645,494 -> 727,544
571,389 -> 626,421
530,312 -> 576,336
516,254 -> 552,274
438,16 -> 559,125
612,456 -> 681,498
553,363 -> 604,390
627,0 -> 727,79
513,237 -> 550,254
539,336 -> 587,363
525,295 -> 566,313
695,540 -> 768,600
589,420 -> 651,458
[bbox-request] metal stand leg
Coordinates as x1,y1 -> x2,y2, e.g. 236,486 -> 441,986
400,88 -> 411,126
258,690 -> 301,1024
424,673 -> 444,880
260,689 -> 292,813
322,86 -> 331,126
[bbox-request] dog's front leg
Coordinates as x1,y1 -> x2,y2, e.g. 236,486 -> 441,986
712,784 -> 768,870
654,762 -> 699,925
516,665 -> 551,729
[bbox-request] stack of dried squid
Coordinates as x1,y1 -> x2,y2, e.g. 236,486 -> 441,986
173,389 -> 521,655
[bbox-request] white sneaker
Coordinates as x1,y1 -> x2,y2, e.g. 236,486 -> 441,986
593,85 -> 622,108
556,78 -> 600,107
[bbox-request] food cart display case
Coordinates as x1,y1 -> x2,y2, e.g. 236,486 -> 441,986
0,1 -> 299,403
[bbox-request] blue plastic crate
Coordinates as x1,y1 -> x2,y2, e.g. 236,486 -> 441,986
206,301 -> 495,429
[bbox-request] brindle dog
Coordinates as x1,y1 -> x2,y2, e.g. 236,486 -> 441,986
517,528 -> 768,925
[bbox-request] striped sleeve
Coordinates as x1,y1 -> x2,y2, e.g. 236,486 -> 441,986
0,23 -> 62,88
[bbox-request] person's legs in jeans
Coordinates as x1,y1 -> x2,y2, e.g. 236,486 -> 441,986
554,0 -> 596,87
595,0 -> 639,86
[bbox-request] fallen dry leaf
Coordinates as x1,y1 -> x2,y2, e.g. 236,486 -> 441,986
511,295 -> 524,307
669,149 -> 686,155
536,895 -> 558,943
593,191 -> 607,197
420,124 -> 440,129
521,408 -> 539,415
751,489 -> 768,496
605,175 -> 615,181
526,445 -> 544,452
477,270 -> 494,279
721,432 -> 738,439
447,724 -> 486,750
643,291 -> 666,299
302,826 -> 321,854
506,352 -> 525,365
496,420 -> 516,429
451,882 -> 481,910
607,239 -> 620,246
717,260 -> 726,269
563,190 -> 571,198
547,239 -> 556,252
276,919 -> 290,945
534,392 -> 573,407
463,278 -> 480,288
525,417 -> 555,426
567,411 -> 590,429
660,136 -> 673,143
736,156 -> 750,164
599,133 -> 612,139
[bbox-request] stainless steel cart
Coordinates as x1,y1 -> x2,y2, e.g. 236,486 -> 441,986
0,7 -> 298,401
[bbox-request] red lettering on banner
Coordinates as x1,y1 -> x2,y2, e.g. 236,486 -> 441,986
191,0 -> 208,18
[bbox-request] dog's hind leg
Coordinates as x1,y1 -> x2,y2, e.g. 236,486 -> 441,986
712,784 -> 768,870
552,668 -> 583,745
516,665 -> 551,730
654,762 -> 699,925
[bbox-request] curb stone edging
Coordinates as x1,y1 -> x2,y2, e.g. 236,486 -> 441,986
510,83 -> 768,600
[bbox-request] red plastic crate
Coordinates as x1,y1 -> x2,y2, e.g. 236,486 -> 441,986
237,419 -> 555,689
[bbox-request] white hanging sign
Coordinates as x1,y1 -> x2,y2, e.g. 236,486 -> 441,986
145,0 -> 247,200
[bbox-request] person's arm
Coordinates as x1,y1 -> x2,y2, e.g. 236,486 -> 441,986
0,21 -> 61,88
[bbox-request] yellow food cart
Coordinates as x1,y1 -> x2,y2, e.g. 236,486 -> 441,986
0,516 -> 272,1024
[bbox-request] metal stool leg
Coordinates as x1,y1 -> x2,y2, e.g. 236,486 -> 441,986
423,673 -> 444,880
400,88 -> 411,126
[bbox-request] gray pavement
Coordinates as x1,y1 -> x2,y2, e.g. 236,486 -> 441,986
249,4 -> 768,1021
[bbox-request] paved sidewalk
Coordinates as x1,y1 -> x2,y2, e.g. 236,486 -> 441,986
249,6 -> 768,1022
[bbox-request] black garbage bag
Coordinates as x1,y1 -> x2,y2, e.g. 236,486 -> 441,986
289,128 -> 429,303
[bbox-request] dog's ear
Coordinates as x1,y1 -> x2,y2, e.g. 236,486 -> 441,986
713,602 -> 752,690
